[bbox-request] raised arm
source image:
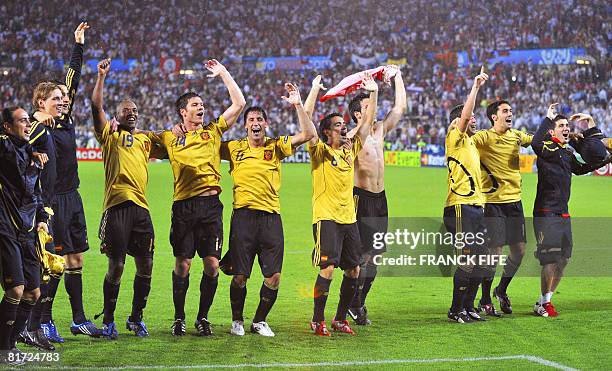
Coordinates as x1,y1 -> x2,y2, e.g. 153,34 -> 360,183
305,75 -> 326,146
281,83 -> 316,148
91,58 -> 111,134
571,154 -> 612,175
304,75 -> 326,119
206,59 -> 246,128
457,67 -> 488,133
356,72 -> 378,143
532,103 -> 558,158
381,65 -> 407,135
65,22 -> 88,117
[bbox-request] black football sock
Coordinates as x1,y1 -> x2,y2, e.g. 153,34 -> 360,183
361,275 -> 376,307
360,261 -> 377,307
312,275 -> 331,322
335,275 -> 358,321
10,299 -> 35,346
197,273 -> 218,320
481,276 -> 494,305
102,277 -> 121,324
65,267 -> 86,323
229,279 -> 247,322
498,276 -> 512,295
130,274 -> 151,322
499,256 -> 521,294
451,268 -> 470,313
40,275 -> 61,323
253,282 -> 278,323
27,283 -> 46,331
172,271 -> 189,320
481,265 -> 495,305
465,268 -> 484,310
0,296 -> 20,350
350,263 -> 366,309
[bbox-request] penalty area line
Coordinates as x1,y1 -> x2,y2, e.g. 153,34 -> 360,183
31,354 -> 578,370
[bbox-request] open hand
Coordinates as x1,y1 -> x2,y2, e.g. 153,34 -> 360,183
33,112 -> 56,128
359,72 -> 378,92
171,123 -> 188,138
205,59 -> 227,78
312,75 -> 327,91
383,65 -> 400,85
74,22 -> 90,44
547,103 -> 560,121
570,113 -> 595,128
109,117 -> 119,132
32,152 -> 49,168
281,83 -> 302,106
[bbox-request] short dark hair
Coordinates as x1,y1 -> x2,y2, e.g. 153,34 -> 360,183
116,99 -> 137,115
175,92 -> 201,120
348,93 -> 369,123
1,107 -> 21,126
486,100 -> 511,125
449,104 -> 463,125
243,106 -> 267,124
552,114 -> 568,124
319,112 -> 342,143
1,106 -> 24,134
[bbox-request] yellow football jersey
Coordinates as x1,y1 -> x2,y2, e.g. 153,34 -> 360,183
308,136 -> 362,224
95,122 -> 152,211
220,136 -> 294,213
472,129 -> 532,203
149,116 -> 228,201
445,127 -> 485,207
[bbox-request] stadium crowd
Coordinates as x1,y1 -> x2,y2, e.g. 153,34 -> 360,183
0,0 -> 610,150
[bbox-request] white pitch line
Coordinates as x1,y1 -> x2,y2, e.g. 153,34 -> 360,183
27,354 -> 578,371
520,355 -> 580,371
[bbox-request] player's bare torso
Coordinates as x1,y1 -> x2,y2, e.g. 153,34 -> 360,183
354,123 -> 385,193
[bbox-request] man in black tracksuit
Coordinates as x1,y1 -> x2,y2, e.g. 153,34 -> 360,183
0,107 -> 49,362
569,112 -> 610,164
531,103 -> 612,318
27,22 -> 100,341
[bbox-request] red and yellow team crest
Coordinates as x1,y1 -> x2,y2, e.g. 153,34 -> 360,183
200,132 -> 210,140
264,149 -> 273,160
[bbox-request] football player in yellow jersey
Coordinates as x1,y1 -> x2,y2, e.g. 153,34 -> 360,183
444,68 -> 489,324
91,58 -> 162,339
305,73 -> 377,336
148,59 -> 246,337
469,100 -> 533,317
218,82 -> 316,337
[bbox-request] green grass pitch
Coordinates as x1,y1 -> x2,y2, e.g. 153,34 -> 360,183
38,162 -> 611,370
